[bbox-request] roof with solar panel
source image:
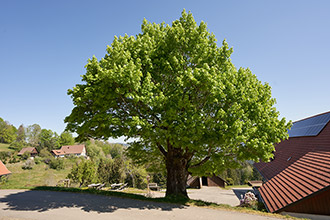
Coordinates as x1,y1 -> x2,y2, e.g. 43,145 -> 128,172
288,111 -> 330,137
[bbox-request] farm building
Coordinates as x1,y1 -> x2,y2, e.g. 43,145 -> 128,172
18,147 -> 38,157
254,111 -> 330,215
187,175 -> 227,188
51,145 -> 86,158
0,160 -> 11,177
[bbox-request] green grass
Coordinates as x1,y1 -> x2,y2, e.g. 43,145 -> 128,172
31,186 -> 305,220
225,184 -> 250,189
0,143 -> 13,152
0,160 -> 74,189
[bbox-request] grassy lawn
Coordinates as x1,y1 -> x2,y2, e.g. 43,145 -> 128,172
0,143 -> 13,152
0,160 -> 74,189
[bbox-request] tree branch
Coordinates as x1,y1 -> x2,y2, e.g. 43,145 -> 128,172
190,155 -> 211,168
156,142 -> 167,157
190,145 -> 212,168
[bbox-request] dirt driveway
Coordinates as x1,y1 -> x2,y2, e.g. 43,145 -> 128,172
0,189 -> 282,220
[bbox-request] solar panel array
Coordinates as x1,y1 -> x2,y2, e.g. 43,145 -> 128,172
288,112 -> 330,137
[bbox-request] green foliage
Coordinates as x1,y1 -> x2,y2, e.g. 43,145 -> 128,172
49,158 -> 65,170
26,124 -> 41,147
221,162 -> 256,185
125,160 -> 148,189
39,129 -> 59,151
9,140 -> 25,151
9,155 -> 20,164
34,156 -> 42,164
86,142 -> 105,160
0,118 -> 17,144
226,178 -> 234,186
0,151 -> 12,163
97,157 -> 126,185
22,159 -> 34,170
21,151 -> 31,160
67,159 -> 97,187
16,124 -> 26,143
59,132 -> 75,146
39,148 -> 53,158
65,10 -> 291,196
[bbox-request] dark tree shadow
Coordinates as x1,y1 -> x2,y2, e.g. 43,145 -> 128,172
0,190 -> 184,213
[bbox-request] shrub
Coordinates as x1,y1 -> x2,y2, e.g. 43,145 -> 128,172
67,159 -> 97,187
39,148 -> 53,158
0,151 -> 12,163
226,178 -> 234,186
49,158 -> 64,170
22,159 -> 34,170
22,151 -> 31,160
9,155 -> 20,164
34,156 -> 42,164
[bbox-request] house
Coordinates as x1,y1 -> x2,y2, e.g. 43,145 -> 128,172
187,175 -> 227,188
18,147 -> 38,157
254,111 -> 330,215
51,145 -> 86,158
0,160 -> 11,177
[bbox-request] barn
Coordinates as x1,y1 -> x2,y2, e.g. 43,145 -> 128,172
187,175 -> 227,188
254,111 -> 330,215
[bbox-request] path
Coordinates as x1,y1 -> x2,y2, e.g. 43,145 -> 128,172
0,190 -> 281,220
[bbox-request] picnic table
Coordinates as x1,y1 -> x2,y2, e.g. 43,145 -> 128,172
88,183 -> 105,190
110,183 -> 128,190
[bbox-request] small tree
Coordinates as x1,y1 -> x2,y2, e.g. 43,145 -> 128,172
22,159 -> 34,170
97,157 -> 125,185
59,132 -> 75,146
49,158 -> 65,170
67,160 -> 96,187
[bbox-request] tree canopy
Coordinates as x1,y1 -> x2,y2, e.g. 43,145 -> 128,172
65,10 -> 291,198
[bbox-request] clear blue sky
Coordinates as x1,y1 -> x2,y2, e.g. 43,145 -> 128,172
1,0 -> 329,142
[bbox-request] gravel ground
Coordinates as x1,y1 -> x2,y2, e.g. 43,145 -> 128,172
0,189 -> 282,220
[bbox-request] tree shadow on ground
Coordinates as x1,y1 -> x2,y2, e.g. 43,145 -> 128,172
0,190 -> 185,213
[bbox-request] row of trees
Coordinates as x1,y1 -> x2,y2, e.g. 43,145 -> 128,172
0,117 -> 75,152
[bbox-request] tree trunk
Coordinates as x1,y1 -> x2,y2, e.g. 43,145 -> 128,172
165,147 -> 189,198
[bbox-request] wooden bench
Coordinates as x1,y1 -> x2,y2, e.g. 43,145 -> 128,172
148,183 -> 160,191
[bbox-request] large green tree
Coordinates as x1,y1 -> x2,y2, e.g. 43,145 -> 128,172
65,10 -> 290,198
0,118 -> 17,144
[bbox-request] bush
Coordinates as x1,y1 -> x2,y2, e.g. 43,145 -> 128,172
67,159 -> 97,187
49,158 -> 64,170
39,148 -> 53,158
21,151 -> 31,160
226,178 -> 234,186
9,155 -> 20,164
0,151 -> 12,163
34,156 -> 42,164
22,159 -> 34,170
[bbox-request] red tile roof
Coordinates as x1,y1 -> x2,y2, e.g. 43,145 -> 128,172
52,145 -> 85,156
255,112 -> 330,213
0,160 -> 11,176
18,147 -> 38,155
258,148 -> 330,213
